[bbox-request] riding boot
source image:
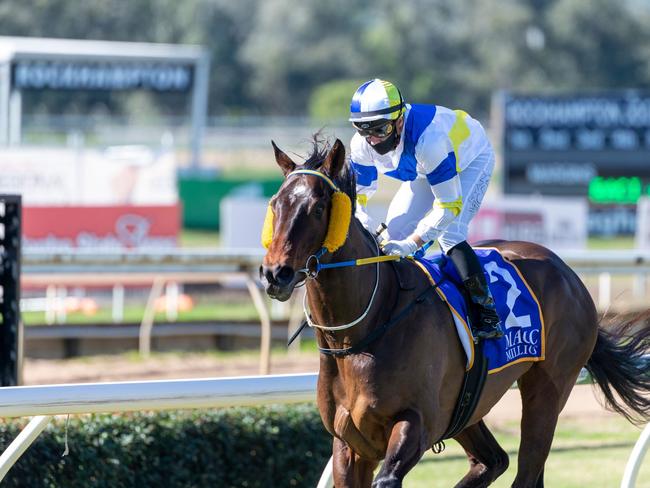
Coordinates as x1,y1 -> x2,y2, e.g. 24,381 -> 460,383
447,241 -> 503,342
463,273 -> 504,341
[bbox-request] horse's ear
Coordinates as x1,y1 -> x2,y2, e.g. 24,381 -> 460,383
322,139 -> 346,179
271,140 -> 296,176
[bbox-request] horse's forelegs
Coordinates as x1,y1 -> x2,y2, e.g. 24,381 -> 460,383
372,409 -> 425,488
453,420 -> 509,487
332,436 -> 378,488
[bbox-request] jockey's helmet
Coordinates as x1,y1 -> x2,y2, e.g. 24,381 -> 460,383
349,79 -> 404,124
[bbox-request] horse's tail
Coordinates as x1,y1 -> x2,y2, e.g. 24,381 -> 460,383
585,316 -> 650,425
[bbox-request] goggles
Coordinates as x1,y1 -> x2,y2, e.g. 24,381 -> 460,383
353,120 -> 395,139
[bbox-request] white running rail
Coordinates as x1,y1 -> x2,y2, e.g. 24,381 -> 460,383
621,423 -> 650,488
0,370 -> 647,487
0,373 -> 317,482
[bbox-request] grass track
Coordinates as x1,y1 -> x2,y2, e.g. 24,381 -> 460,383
404,415 -> 649,487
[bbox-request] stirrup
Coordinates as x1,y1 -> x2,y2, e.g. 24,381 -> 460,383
473,323 -> 504,341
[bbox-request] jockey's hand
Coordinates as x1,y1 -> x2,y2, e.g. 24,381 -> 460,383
382,238 -> 419,257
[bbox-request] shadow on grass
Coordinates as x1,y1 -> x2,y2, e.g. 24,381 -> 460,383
419,441 -> 635,464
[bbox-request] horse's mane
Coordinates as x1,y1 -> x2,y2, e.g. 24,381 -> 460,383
301,134 -> 357,212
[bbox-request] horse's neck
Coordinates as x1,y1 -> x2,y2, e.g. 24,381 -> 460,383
306,223 -> 391,343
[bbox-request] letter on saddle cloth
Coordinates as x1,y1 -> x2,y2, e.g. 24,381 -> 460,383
415,248 -> 546,373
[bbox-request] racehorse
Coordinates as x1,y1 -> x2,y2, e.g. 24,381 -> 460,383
260,137 -> 650,487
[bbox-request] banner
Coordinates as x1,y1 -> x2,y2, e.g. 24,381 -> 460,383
0,146 -> 177,205
635,197 -> 650,249
470,196 -> 588,250
22,205 -> 180,249
363,196 -> 587,250
12,60 -> 193,92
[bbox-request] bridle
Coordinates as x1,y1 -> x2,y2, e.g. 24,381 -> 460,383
302,236 -> 382,331
268,168 -> 435,356
283,169 -> 385,332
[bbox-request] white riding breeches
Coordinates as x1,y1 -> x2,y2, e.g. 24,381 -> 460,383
385,147 -> 495,253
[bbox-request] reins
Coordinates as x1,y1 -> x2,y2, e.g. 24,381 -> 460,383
305,253 -> 402,274
295,247 -> 401,279
302,236 -> 382,331
318,282 -> 439,357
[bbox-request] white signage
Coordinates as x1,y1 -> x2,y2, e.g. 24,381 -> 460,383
361,196 -> 587,250
0,146 -> 177,205
471,196 -> 588,250
635,197 -> 650,249
219,192 -> 588,252
13,61 -> 192,92
220,196 -> 269,250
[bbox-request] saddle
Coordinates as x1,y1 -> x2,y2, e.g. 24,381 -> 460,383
413,248 -> 546,445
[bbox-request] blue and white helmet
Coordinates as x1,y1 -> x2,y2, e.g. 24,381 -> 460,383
349,79 -> 404,123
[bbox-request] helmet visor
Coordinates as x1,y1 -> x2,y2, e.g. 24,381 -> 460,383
353,119 -> 394,138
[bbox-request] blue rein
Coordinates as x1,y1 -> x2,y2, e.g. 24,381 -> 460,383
307,239 -> 435,275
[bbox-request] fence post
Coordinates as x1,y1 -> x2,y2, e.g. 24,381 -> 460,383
0,195 -> 21,387
620,422 -> 650,488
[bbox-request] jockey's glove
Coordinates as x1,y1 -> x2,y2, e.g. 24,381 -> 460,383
382,237 -> 419,257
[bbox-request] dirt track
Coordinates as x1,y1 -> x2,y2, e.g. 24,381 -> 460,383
22,351 -> 319,385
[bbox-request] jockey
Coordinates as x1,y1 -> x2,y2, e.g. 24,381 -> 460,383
349,78 -> 503,341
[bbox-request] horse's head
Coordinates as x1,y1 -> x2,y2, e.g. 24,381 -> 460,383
260,138 -> 354,301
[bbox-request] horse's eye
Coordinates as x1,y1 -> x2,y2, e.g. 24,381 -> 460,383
313,203 -> 325,219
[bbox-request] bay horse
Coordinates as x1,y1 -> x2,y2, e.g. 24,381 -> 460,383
260,137 -> 650,487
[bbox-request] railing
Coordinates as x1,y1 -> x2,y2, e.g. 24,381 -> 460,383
22,247 -> 650,314
22,247 -> 650,293
0,373 -> 317,482
0,371 -> 647,487
19,247 -> 650,373
9,249 -> 650,486
22,248 -> 276,374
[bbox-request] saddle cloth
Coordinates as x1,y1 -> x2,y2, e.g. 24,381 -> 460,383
414,247 -> 545,374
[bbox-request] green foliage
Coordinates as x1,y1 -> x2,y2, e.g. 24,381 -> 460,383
0,0 -> 648,117
309,79 -> 367,120
0,405 -> 332,488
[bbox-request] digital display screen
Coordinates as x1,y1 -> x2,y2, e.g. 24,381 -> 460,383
502,92 -> 650,198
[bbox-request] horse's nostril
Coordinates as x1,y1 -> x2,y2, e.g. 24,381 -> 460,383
261,264 -> 294,287
276,266 -> 295,286
264,266 -> 276,284
260,264 -> 274,284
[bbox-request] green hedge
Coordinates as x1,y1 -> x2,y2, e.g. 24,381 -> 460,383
0,405 -> 332,487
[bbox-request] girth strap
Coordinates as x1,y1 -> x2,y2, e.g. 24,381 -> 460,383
433,339 -> 488,446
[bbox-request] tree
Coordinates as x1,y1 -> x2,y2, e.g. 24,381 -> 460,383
240,0 -> 371,114
0,0 -> 647,118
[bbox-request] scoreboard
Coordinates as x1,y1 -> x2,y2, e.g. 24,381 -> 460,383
501,92 -> 650,203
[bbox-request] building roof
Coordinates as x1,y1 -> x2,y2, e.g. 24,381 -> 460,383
0,36 -> 206,63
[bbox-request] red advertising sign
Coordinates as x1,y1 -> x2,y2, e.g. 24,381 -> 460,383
470,208 -> 545,244
468,208 -> 504,243
22,205 -> 180,249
